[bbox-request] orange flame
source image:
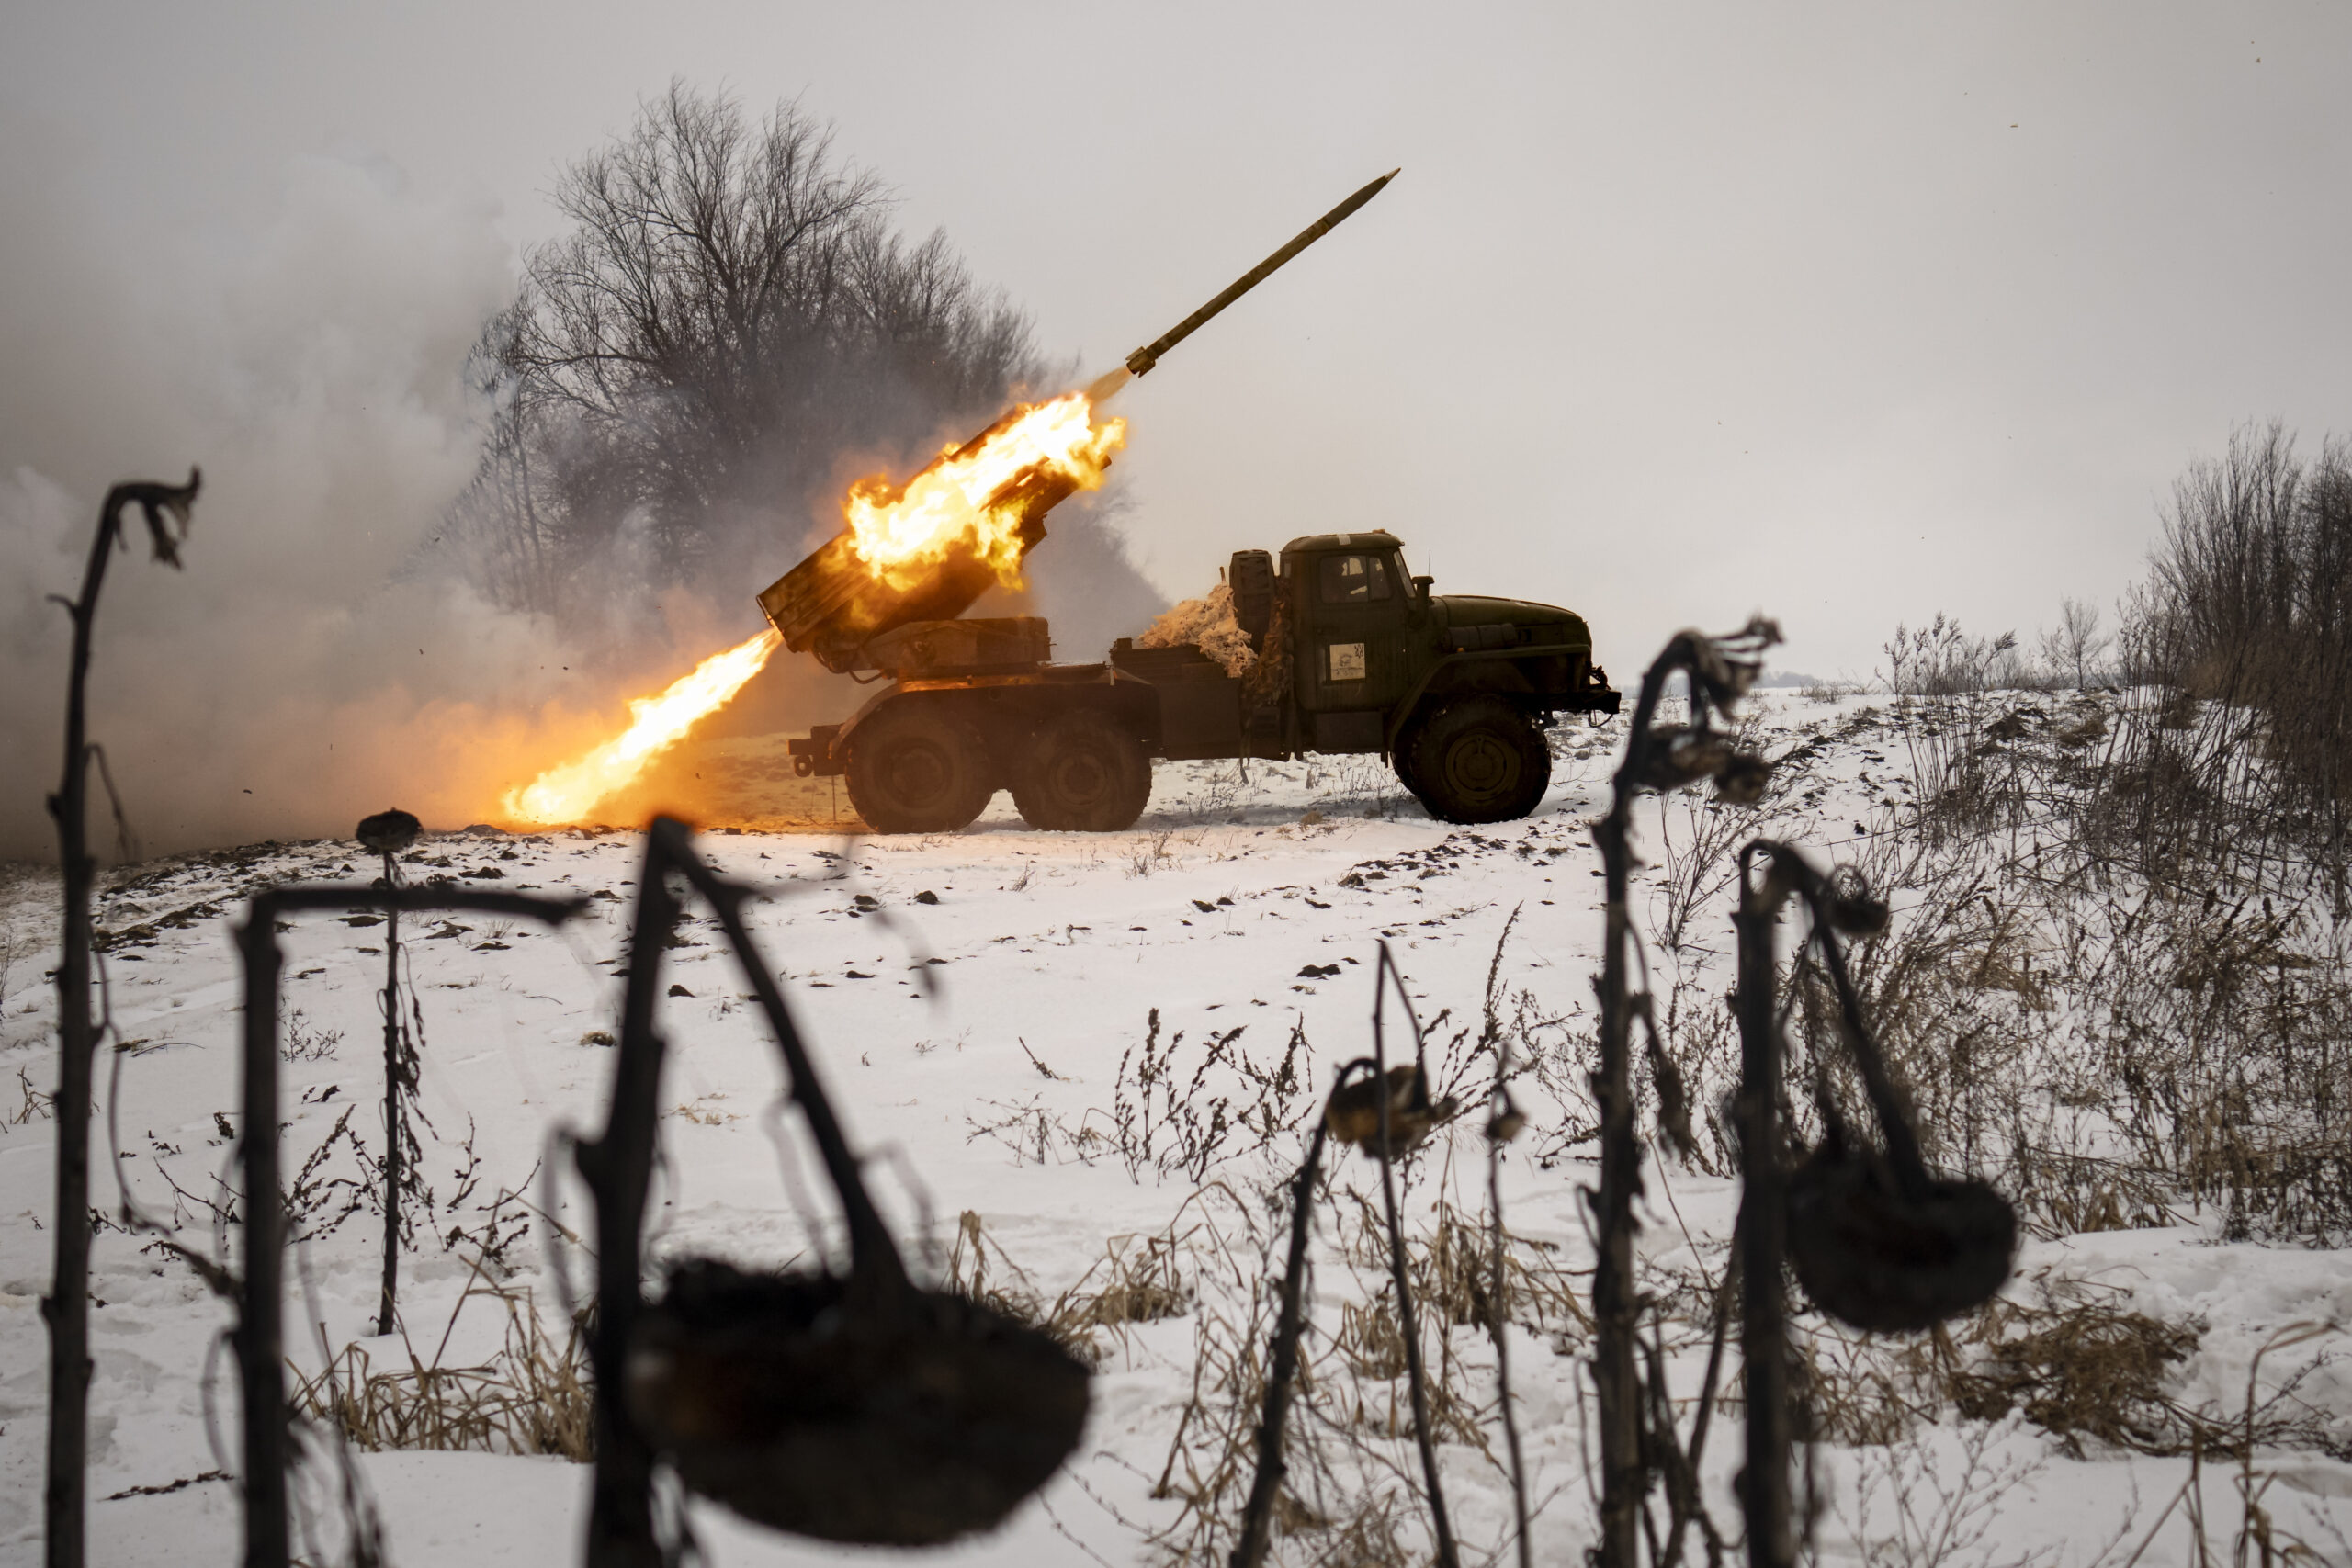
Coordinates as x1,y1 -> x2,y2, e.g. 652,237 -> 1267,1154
500,627 -> 782,826
842,391 -> 1124,592
494,385 -> 1124,826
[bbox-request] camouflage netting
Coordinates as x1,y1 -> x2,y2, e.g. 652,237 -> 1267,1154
1136,581 -> 1257,678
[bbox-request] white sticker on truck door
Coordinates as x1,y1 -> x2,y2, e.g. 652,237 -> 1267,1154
1327,641 -> 1367,682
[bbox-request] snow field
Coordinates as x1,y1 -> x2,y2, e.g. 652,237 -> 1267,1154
1,697 -> 2349,1565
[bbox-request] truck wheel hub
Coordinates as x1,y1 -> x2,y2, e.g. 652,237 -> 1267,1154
1042,754 -> 1109,804
1446,733 -> 1518,797
880,743 -> 956,807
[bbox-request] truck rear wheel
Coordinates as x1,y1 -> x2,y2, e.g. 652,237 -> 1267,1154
1012,710 -> 1152,831
1401,696 -> 1550,824
843,701 -> 999,833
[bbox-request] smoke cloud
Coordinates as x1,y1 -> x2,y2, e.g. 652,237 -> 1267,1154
0,128 -> 1168,862
0,141 -> 768,859
1,144 -> 517,858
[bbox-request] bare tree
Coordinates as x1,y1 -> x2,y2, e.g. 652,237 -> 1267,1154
457,83 -> 1048,617
2038,596 -> 2109,689
2118,423 -> 2352,875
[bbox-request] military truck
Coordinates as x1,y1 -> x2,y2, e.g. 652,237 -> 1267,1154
758,174 -> 1619,831
778,531 -> 1618,832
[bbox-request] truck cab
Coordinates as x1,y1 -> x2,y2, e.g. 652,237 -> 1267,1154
1294,535 -> 1414,754
1241,530 -> 1616,819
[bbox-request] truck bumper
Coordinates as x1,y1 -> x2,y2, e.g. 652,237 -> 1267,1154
789,725 -> 844,778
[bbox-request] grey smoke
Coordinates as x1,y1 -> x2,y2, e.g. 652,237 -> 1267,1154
0,133 -> 1162,861
0,148 -> 537,860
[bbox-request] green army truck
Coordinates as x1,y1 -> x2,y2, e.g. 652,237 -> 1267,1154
779,529 -> 1619,832
760,172 -> 1619,832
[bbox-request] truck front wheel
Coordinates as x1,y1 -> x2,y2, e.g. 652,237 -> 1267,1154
1399,696 -> 1551,824
843,702 -> 999,833
1012,711 -> 1152,831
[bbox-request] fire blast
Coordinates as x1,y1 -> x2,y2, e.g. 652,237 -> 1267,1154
845,390 -> 1123,592
501,627 -> 782,825
497,387 -> 1123,826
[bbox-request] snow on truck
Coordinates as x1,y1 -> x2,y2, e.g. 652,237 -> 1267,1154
755,172 -> 1622,832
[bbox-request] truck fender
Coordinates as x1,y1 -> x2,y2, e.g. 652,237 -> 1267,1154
833,680 -> 915,752
789,681 -> 913,775
989,672 -> 1161,750
1383,643 -> 1597,755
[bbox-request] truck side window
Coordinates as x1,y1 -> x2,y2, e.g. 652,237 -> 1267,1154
1318,554 -> 1393,604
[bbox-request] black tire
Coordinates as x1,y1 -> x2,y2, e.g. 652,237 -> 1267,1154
1012,709 -> 1152,831
842,701 -> 999,834
1388,720 -> 1438,812
1401,696 -> 1551,824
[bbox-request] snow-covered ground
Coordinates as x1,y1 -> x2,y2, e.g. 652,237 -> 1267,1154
4,695 -> 2350,1566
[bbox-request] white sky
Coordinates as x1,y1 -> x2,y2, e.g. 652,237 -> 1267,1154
6,0 -> 2348,680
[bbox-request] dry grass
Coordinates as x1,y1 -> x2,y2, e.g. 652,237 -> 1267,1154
1641,663 -> 2352,1250
1649,708 -> 1795,953
1058,1227 -> 1193,1341
1945,1292 -> 2202,1456
963,1008 -> 1317,1184
1402,1193 -> 1589,1346
2000,1146 -> 2181,1240
943,1207 -> 1194,1368
1137,581 -> 1257,678
290,1267 -> 594,1461
1791,1269 -> 2349,1466
8,1063 -> 54,1127
1118,1169 -> 1594,1568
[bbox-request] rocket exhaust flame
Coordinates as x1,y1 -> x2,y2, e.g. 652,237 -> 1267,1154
501,627 -> 782,826
842,389 -> 1124,592
496,390 -> 1120,828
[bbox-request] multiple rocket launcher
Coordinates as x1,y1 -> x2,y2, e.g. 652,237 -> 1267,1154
756,169 -> 1400,675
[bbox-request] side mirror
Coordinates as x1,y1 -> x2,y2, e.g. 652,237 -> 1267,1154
1412,575 -> 1434,600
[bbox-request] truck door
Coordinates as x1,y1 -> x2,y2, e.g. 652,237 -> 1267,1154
1299,548 -> 1409,751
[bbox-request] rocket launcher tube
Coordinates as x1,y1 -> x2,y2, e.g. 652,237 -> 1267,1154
759,169 -> 1398,668
1121,168 -> 1399,379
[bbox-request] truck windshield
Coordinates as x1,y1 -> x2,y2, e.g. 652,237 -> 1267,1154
1318,554 -> 1393,604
